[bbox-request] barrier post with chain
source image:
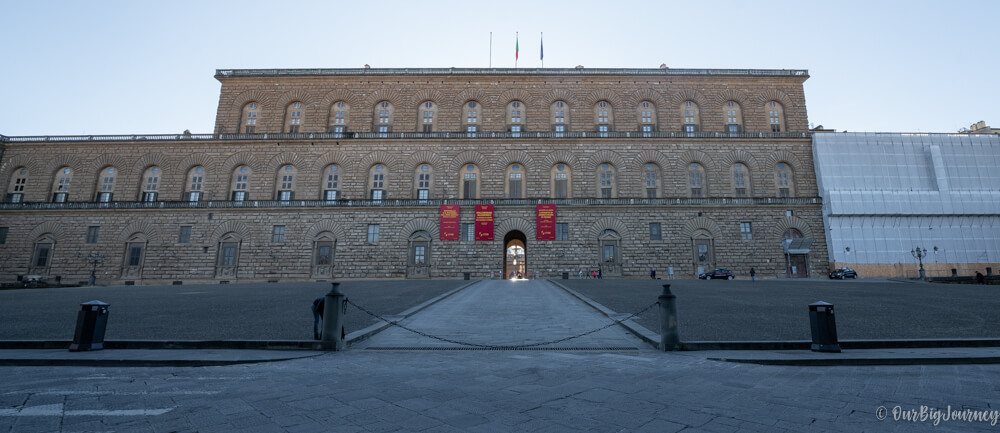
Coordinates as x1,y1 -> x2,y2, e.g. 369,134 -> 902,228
321,282 -> 346,350
659,284 -> 681,351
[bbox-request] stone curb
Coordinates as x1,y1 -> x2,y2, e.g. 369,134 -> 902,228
344,280 -> 479,346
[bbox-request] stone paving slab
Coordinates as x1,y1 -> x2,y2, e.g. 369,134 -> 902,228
353,280 -> 648,350
0,349 -> 324,367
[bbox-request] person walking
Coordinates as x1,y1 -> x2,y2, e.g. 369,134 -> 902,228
311,296 -> 325,340
598,268 -> 602,279
750,267 -> 756,283
579,269 -> 584,279
650,268 -> 656,279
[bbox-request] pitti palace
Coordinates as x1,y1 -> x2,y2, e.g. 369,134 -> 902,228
0,67 -> 828,284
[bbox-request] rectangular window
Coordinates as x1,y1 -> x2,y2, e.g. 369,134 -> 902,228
771,124 -> 782,133
142,192 -> 158,202
466,125 -> 477,136
554,124 -> 565,137
367,224 -> 380,243
779,188 -> 791,198
691,188 -> 702,198
178,226 -> 192,244
554,177 -> 567,198
649,223 -> 662,241
6,193 -> 23,203
603,245 -> 616,263
461,223 -> 474,241
422,124 -> 432,133
508,174 -> 522,199
418,189 -> 429,200
0,227 -> 8,244
325,190 -> 338,200
232,191 -> 247,201
219,242 -> 238,266
735,188 -> 747,197
272,225 -> 286,243
740,222 -> 753,240
34,244 -> 51,267
86,226 -> 100,244
288,125 -> 299,133
188,191 -> 201,202
413,246 -> 425,264
278,191 -> 294,201
97,192 -> 113,203
463,178 -> 476,199
52,192 -> 68,203
127,245 -> 144,267
371,189 -> 383,200
315,242 -> 333,265
556,223 -> 568,241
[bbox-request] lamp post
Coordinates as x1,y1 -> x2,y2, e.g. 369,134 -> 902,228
86,252 -> 105,286
911,247 -> 927,280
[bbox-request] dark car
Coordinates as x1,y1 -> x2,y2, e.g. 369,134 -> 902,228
699,268 -> 735,280
829,267 -> 858,279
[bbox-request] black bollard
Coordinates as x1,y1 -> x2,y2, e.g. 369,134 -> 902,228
321,282 -> 346,351
658,284 -> 680,351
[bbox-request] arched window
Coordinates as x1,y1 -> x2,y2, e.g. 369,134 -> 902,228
186,166 -> 205,202
689,163 -> 706,198
122,233 -> 148,278
323,164 -> 340,200
375,101 -> 394,136
550,163 -> 571,198
644,163 -> 661,198
598,163 -> 616,198
276,165 -> 297,200
507,101 -> 525,136
231,165 -> 251,201
506,163 -> 524,199
638,101 -> 657,136
725,101 -> 743,134
731,163 -> 750,197
776,162 -> 795,197
6,167 -> 28,203
599,229 -> 621,275
240,102 -> 260,134
419,101 -> 437,133
551,101 -> 569,137
329,101 -> 349,134
285,102 -> 304,133
463,101 -> 479,136
594,101 -> 613,136
767,101 -> 785,132
369,164 -> 387,200
215,233 -> 241,278
51,167 -> 72,203
141,166 -> 160,202
460,163 -> 480,199
30,234 -> 56,273
407,230 -> 432,278
681,101 -> 700,135
96,167 -> 116,202
415,164 -> 432,200
312,232 -> 336,278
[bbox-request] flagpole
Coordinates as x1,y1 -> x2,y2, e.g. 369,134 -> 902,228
540,32 -> 544,68
515,32 -> 518,69
489,32 -> 492,68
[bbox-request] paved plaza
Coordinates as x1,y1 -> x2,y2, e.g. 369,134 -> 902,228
2,279 -> 1000,432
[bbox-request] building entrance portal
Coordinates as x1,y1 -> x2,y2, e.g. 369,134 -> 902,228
504,231 -> 527,279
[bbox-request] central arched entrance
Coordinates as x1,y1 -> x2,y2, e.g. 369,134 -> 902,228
503,230 -> 527,279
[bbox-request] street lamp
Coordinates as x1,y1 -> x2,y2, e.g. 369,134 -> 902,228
911,247 -> 927,280
86,252 -> 105,286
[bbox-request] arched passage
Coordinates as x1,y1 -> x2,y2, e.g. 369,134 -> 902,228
503,230 -> 527,279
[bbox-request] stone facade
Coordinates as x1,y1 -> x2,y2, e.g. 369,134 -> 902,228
0,67 -> 827,284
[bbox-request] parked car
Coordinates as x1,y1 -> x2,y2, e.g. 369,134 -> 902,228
699,268 -> 735,280
829,267 -> 858,279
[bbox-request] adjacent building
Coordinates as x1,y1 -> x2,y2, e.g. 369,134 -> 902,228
814,132 -> 1000,278
0,67 -> 826,284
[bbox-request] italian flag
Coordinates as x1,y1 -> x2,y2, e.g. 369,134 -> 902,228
515,33 -> 519,62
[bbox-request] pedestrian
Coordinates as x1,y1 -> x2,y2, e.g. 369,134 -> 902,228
977,271 -> 986,285
591,270 -> 597,279
598,268 -> 602,279
750,267 -> 756,283
579,269 -> 583,279
311,296 -> 325,340
650,268 -> 656,279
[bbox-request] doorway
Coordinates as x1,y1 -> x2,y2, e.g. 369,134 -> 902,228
503,231 -> 527,279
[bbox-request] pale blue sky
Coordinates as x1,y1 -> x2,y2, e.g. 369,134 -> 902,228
1,0 -> 996,136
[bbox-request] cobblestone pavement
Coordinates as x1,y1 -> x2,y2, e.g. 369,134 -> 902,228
2,352 -> 998,432
561,278 -> 1000,341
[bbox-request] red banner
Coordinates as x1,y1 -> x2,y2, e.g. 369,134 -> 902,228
475,204 -> 494,241
536,204 -> 556,240
439,205 -> 460,240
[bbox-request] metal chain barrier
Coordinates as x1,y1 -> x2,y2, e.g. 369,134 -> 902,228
346,298 -> 658,349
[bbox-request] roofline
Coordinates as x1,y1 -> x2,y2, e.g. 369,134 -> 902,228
214,67 -> 809,80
